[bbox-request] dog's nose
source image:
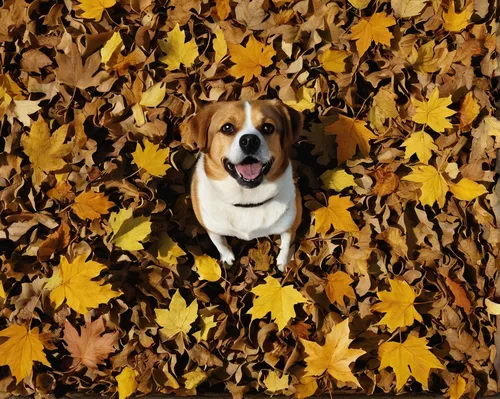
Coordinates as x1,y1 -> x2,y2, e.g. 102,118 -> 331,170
239,134 -> 260,154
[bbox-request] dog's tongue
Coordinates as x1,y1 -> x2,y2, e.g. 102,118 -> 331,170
236,162 -> 263,180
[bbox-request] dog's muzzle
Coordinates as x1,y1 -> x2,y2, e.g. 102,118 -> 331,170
223,156 -> 273,189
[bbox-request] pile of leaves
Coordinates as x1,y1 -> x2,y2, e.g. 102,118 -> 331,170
0,0 -> 500,397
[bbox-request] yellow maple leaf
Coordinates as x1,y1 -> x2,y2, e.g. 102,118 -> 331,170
401,130 -> 438,164
450,178 -> 487,201
109,208 -> 152,251
159,24 -> 199,70
47,254 -> 120,314
184,367 -> 207,389
325,115 -> 376,164
21,117 -> 71,186
213,29 -> 227,62
378,335 -> 445,390
372,279 -> 422,332
158,234 -> 186,265
194,314 -> 217,342
313,195 -> 359,235
155,290 -> 198,339
446,376 -> 466,399
368,87 -> 398,131
392,0 -> 427,17
443,0 -> 473,32
319,49 -> 350,73
72,191 -> 114,220
132,140 -> 171,177
284,86 -> 315,112
101,32 -> 125,68
320,169 -> 357,192
247,276 -> 306,331
325,271 -> 356,305
295,375 -> 318,398
139,82 -> 166,107
228,35 -> 276,83
0,325 -> 49,382
264,370 -> 289,393
402,164 -> 448,207
116,367 -> 138,399
195,254 -> 222,282
350,12 -> 396,56
79,0 -> 116,21
459,92 -> 480,128
301,319 -> 365,385
412,88 -> 456,132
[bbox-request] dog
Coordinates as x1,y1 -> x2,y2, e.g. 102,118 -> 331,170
181,99 -> 303,272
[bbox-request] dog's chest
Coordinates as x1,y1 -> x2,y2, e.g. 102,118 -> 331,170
195,157 -> 296,240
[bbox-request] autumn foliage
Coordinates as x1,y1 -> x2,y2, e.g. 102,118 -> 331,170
0,0 -> 499,397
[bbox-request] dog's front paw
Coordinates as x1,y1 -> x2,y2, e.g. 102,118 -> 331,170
276,253 -> 289,273
219,250 -> 235,268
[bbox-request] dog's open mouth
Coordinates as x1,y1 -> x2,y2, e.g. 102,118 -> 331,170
223,157 -> 273,188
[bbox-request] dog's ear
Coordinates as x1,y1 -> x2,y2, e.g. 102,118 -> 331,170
272,100 -> 304,146
180,105 -> 216,152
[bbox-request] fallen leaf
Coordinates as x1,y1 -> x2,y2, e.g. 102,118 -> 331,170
372,279 -> 423,332
392,0 -> 427,18
412,88 -> 456,132
459,92 -> 480,128
116,367 -> 138,399
350,12 -> 396,56
284,86 -> 315,112
140,83 -> 166,107
159,24 -> 199,70
443,1 -> 473,32
378,335 -> 445,390
485,298 -> 500,315
56,42 -> 104,89
101,32 -> 125,69
213,29 -> 227,62
38,221 -> 70,261
373,167 -> 400,196
402,130 -> 438,164
295,375 -> 318,398
319,49 -> 349,73
72,191 -> 114,220
0,325 -> 49,382
132,140 -> 171,177
313,195 -> 359,235
264,370 -> 289,393
446,376 -> 466,399
109,208 -> 152,251
46,254 -> 120,314
195,254 -> 222,282
445,277 -> 472,314
63,317 -> 118,368
155,290 -> 198,339
79,0 -> 116,20
157,234 -> 186,265
184,367 -> 207,389
325,115 -> 376,164
325,271 -> 356,305
402,165 -> 448,207
248,276 -> 307,331
450,178 -> 487,201
320,169 -> 357,192
301,319 -> 365,385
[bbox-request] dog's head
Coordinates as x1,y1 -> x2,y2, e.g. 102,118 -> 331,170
180,100 -> 303,188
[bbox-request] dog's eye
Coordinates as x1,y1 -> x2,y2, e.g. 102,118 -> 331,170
262,123 -> 275,134
221,123 -> 234,134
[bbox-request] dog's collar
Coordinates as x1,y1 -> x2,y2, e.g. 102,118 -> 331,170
233,196 -> 274,208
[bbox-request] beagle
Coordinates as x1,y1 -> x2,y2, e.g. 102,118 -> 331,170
181,100 -> 303,272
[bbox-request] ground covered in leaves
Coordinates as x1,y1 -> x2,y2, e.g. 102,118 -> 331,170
1,0 -> 500,397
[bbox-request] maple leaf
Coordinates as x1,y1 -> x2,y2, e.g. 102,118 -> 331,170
372,279 -> 423,332
320,169 -> 357,192
72,191 -> 114,220
446,376 -> 466,399
459,92 -> 480,128
313,195 -> 359,235
228,35 -> 276,83
63,317 -> 118,369
21,117 -> 71,186
213,29 -> 227,62
450,178 -> 487,201
411,88 -> 456,132
79,0 -> 116,21
402,130 -> 438,164
55,42 -> 104,89
248,240 -> 273,271
378,335 -> 445,390
157,234 -> 186,265
109,208 -> 152,251
194,314 -> 217,342
325,115 -> 376,164
319,49 -> 349,73
184,367 -> 208,389
116,367 -> 138,399
391,0 -> 427,17
6,99 -> 41,127
247,276 -> 306,331
350,12 -> 396,56
159,24 -> 199,70
402,165 -> 449,207
303,123 -> 337,165
47,254 -> 120,314
443,1 -> 473,32
0,324 -> 49,382
264,371 -> 289,393
132,140 -> 171,177
155,290 -> 198,339
285,86 -> 315,112
301,319 -> 365,385
139,83 -> 166,107
325,271 -> 356,306
195,254 -> 222,282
